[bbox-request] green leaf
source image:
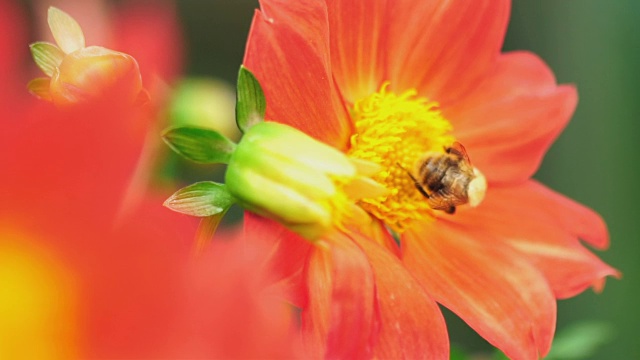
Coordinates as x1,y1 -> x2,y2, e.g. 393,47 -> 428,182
491,350 -> 510,360
30,42 -> 64,77
236,65 -> 266,133
164,181 -> 235,217
449,346 -> 471,360
545,321 -> 614,360
162,126 -> 236,163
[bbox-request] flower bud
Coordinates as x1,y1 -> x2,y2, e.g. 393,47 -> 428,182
28,7 -> 144,106
50,46 -> 143,106
225,122 -> 386,240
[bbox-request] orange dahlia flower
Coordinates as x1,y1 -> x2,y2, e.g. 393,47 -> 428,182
243,0 -> 619,358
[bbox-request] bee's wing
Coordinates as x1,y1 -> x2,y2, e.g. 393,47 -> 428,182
448,141 -> 471,164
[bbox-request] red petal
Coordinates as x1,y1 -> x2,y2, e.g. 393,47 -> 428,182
302,235 -> 377,359
387,0 -> 510,106
450,181 -> 618,298
180,230 -> 303,359
244,212 -> 312,307
351,231 -> 449,359
75,196 -> 195,358
446,53 -> 577,184
403,220 -> 556,360
0,0 -> 27,106
113,1 -> 184,85
0,103 -> 149,234
244,0 -> 352,148
326,0 -> 389,103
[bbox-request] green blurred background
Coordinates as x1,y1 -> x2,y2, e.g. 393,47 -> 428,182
21,0 -> 640,358
178,1 -> 638,357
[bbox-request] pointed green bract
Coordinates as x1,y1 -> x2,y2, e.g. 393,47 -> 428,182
48,7 -> 85,54
30,42 -> 64,77
163,181 -> 235,217
162,126 -> 236,164
236,65 -> 266,133
27,78 -> 52,101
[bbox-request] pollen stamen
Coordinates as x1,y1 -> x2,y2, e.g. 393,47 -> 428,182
347,83 -> 455,231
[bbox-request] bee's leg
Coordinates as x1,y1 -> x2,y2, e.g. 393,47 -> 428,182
445,206 -> 456,214
414,183 -> 430,199
397,163 -> 431,199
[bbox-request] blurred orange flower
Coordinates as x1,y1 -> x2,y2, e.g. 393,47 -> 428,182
0,1 -> 302,358
243,0 -> 619,358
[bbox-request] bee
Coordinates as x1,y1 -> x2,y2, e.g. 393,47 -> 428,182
401,142 -> 486,214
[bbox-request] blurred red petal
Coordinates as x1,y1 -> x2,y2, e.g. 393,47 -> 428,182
404,221 -> 556,360
244,0 -> 352,148
0,0 -> 27,106
178,228 -> 303,359
0,0 -> 25,69
302,235 -> 377,359
450,181 -> 618,298
352,231 -> 449,359
0,102 -> 150,235
81,197 -> 195,358
244,212 -> 312,307
113,1 -> 184,85
326,0 -> 388,103
388,0 -> 510,105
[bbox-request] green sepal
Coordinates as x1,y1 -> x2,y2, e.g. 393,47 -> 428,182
27,77 -> 52,101
235,65 -> 266,133
30,42 -> 64,77
163,181 -> 235,217
162,126 -> 236,164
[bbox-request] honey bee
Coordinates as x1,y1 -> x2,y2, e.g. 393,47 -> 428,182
401,142 -> 487,214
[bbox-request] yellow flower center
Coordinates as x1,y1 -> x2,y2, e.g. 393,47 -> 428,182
347,84 -> 455,231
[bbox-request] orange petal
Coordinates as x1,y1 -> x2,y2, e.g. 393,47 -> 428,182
450,181 -> 618,298
446,53 -> 578,184
325,0 -> 388,103
387,0 -> 510,106
351,231 -> 449,359
446,52 -> 558,113
244,0 -> 352,149
404,220 -> 556,360
302,235 -> 377,359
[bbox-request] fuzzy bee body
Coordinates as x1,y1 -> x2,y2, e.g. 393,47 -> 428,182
405,142 -> 487,214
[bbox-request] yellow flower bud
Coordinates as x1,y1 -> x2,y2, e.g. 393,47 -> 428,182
225,122 -> 386,240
